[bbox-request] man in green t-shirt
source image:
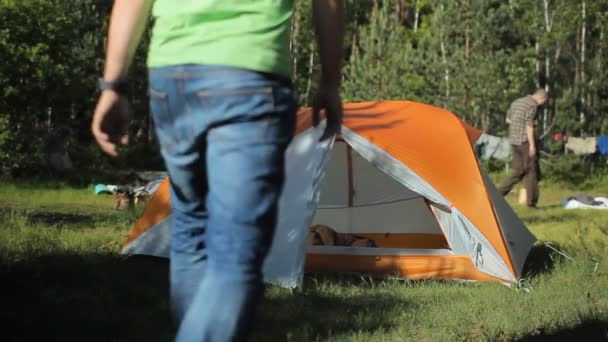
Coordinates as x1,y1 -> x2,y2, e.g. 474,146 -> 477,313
91,1 -> 344,341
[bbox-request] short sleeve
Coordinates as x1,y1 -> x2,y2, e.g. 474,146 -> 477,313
525,106 -> 536,126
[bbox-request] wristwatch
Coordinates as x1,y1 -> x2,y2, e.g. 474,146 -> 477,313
98,78 -> 128,95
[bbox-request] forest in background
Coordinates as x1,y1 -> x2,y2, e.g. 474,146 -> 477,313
1,0 -> 607,177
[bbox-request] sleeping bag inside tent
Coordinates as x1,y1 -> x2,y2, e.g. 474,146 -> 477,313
122,101 -> 536,287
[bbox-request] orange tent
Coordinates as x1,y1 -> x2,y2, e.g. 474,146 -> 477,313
123,101 -> 535,287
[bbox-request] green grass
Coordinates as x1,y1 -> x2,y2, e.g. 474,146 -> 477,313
0,179 -> 607,341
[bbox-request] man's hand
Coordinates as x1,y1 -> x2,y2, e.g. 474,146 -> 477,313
312,0 -> 344,141
313,83 -> 343,141
91,91 -> 130,157
528,145 -> 537,158
526,124 -> 536,158
91,0 -> 151,156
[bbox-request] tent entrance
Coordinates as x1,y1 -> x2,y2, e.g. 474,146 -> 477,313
310,141 -> 447,250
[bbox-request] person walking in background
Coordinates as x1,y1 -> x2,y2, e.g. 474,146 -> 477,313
499,89 -> 547,209
90,0 -> 344,341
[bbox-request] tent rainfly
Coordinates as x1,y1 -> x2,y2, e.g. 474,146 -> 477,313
122,101 -> 536,287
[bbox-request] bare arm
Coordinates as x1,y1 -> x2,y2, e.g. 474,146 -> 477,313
312,0 -> 344,87
526,125 -> 536,151
103,0 -> 153,81
91,0 -> 153,157
526,107 -> 537,157
311,0 -> 345,140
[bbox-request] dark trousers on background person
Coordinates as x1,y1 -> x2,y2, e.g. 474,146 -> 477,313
498,141 -> 539,207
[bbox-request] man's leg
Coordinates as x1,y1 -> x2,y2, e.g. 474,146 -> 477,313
175,68 -> 296,342
498,143 -> 525,196
524,148 -> 539,207
148,67 -> 210,323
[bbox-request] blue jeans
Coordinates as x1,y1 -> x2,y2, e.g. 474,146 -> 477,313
148,65 -> 296,342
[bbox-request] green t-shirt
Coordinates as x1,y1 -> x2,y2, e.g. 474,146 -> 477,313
148,0 -> 293,78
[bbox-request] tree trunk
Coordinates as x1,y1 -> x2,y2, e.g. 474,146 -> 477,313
47,107 -> 52,133
544,55 -> 549,133
580,0 -> 586,128
463,0 -> 471,116
371,0 -> 378,42
414,0 -> 420,32
305,41 -> 315,105
439,3 -> 450,108
396,0 -> 406,25
290,9 -> 300,81
542,0 -> 555,134
440,35 -> 450,106
535,40 -> 540,88
575,26 -> 580,85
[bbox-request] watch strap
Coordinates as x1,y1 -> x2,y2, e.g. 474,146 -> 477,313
98,78 -> 128,95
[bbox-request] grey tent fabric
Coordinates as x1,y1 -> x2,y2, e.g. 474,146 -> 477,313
475,134 -> 511,161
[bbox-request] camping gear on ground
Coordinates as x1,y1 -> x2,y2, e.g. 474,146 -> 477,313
133,179 -> 164,198
308,224 -> 376,247
94,184 -> 113,195
131,180 -> 164,207
565,137 -> 597,155
95,184 -> 118,195
563,194 -> 608,210
121,101 -> 536,287
113,189 -> 134,210
96,179 -> 161,208
136,171 -> 168,182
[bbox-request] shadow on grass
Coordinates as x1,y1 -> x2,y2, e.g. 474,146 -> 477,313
0,254 -> 172,342
517,319 -> 608,341
0,254 -> 406,342
521,243 -> 567,278
26,211 -> 95,226
0,207 -> 138,229
520,210 -> 580,225
253,274 -> 406,341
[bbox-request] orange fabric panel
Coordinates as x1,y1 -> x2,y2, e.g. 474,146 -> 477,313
122,178 -> 172,249
295,104 -> 483,145
340,101 -> 514,276
356,233 -> 449,249
459,119 -> 483,146
305,253 -> 506,283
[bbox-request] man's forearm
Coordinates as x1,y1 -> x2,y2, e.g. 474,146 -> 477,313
526,125 -> 535,149
103,0 -> 153,82
312,0 -> 344,87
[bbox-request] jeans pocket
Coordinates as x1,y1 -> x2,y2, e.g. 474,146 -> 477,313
149,87 -> 171,125
149,87 -> 178,152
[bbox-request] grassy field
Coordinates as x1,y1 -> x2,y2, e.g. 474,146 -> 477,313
0,178 -> 607,341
